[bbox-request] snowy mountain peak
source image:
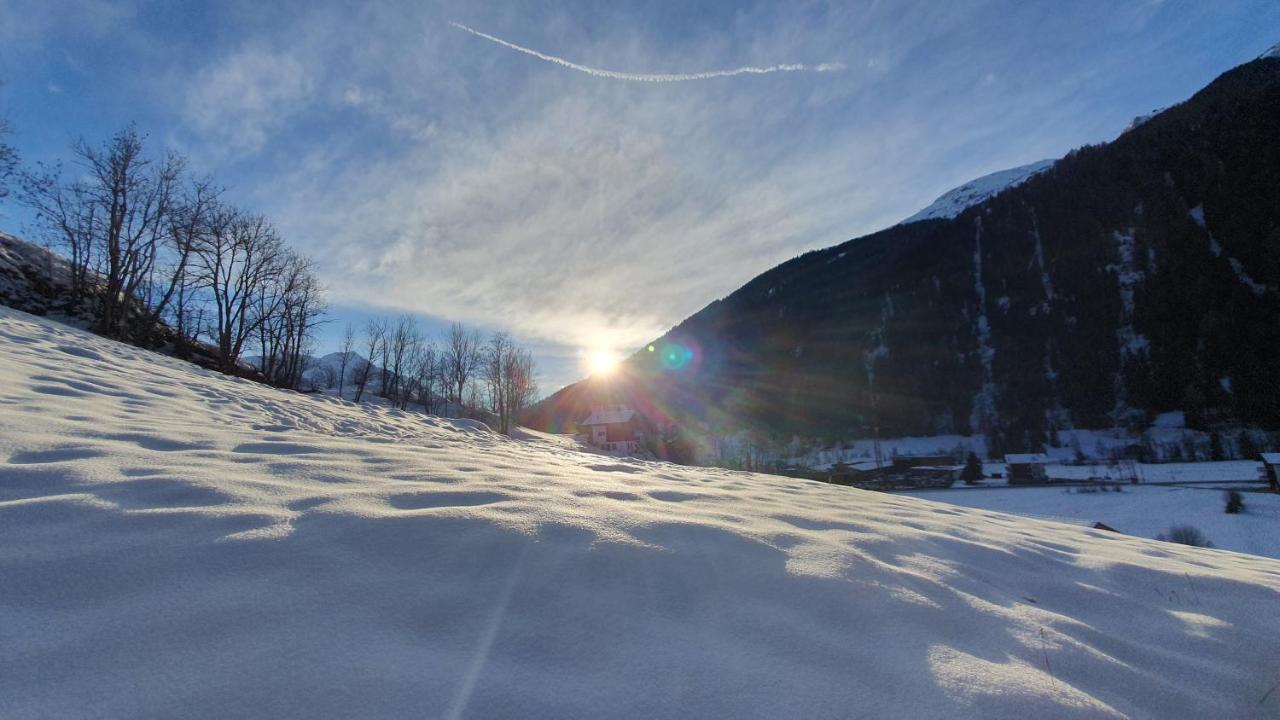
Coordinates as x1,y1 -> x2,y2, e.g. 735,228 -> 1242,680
900,159 -> 1055,225
1262,41 -> 1280,60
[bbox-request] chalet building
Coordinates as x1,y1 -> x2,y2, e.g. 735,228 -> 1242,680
1262,453 -> 1280,493
1005,453 -> 1052,484
579,405 -> 644,455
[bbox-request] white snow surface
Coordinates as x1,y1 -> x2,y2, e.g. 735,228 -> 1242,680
901,160 -> 1055,224
3,306 -> 1280,719
908,485 -> 1280,561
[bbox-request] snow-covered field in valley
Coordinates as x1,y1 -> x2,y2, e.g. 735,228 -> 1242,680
907,485 -> 1280,560
3,306 -> 1280,719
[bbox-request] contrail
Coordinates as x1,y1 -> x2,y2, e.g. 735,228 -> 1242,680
449,21 -> 844,82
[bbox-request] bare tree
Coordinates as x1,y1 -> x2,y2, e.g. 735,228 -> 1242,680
444,322 -> 483,411
336,321 -> 356,398
256,252 -> 325,388
504,346 -> 537,432
192,208 -> 287,370
376,319 -> 393,399
412,340 -> 438,413
484,332 -> 513,431
0,116 -> 16,202
20,164 -> 98,308
396,332 -> 425,410
483,332 -> 538,434
383,315 -> 420,407
352,317 -> 385,403
79,127 -> 182,337
142,176 -> 219,334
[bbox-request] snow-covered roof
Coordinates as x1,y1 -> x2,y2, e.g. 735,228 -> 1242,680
1005,453 -> 1051,465
579,405 -> 636,426
1261,453 -> 1280,465
825,460 -> 883,473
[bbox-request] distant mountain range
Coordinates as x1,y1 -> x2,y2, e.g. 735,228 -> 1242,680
529,49 -> 1280,456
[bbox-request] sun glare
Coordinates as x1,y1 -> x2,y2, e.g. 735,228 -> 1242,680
587,350 -> 619,377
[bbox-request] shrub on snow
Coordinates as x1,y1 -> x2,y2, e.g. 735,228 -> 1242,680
1156,525 -> 1214,548
1224,490 -> 1245,514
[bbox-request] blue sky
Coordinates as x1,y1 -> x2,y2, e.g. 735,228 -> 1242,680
1,0 -> 1277,393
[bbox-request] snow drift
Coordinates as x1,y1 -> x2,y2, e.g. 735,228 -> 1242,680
2,305 -> 1279,719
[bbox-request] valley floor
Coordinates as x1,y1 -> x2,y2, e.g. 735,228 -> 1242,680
2,306 -> 1280,719
905,484 -> 1280,560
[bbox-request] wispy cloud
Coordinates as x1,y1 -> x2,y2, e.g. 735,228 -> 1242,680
449,22 -> 844,82
183,46 -> 313,156
20,0 -> 1266,389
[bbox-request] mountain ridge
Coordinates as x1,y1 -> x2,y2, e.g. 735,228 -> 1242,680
529,52 -> 1280,456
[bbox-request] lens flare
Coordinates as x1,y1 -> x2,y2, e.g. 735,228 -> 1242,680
587,350 -> 619,376
659,342 -> 695,371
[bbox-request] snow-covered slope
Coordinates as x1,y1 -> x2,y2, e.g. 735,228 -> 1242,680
3,306 -> 1280,719
901,159 -> 1055,224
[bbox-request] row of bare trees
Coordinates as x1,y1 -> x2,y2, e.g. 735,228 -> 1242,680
328,318 -> 536,434
19,126 -> 325,386
8,124 -> 533,413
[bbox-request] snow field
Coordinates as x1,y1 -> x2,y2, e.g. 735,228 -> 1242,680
908,485 -> 1280,560
2,306 -> 1280,719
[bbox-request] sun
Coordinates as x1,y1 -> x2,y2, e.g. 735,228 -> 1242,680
587,350 -> 620,377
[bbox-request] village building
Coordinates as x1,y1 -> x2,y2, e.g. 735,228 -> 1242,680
1005,453 -> 1052,484
891,454 -> 954,471
1262,453 -> 1280,493
579,405 -> 645,455
826,457 -> 958,490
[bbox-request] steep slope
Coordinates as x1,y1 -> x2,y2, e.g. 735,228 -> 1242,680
4,308 -> 1280,718
0,231 -> 236,373
535,53 -> 1280,452
0,231 -> 85,319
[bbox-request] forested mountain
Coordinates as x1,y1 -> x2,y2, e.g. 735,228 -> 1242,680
529,51 -> 1280,455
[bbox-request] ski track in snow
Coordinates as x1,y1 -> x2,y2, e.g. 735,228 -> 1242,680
2,306 -> 1280,718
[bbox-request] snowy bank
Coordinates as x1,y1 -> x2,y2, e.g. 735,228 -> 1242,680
2,306 -> 1279,719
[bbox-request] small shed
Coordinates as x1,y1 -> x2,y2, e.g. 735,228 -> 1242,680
1262,453 -> 1280,492
579,405 -> 644,455
1005,453 -> 1052,484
